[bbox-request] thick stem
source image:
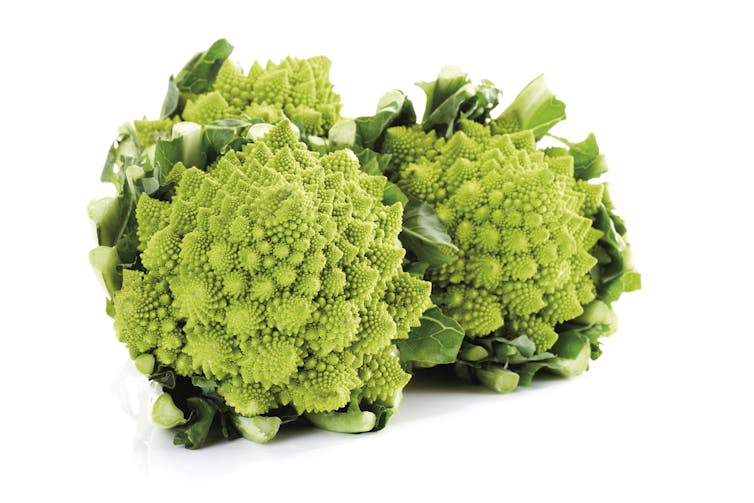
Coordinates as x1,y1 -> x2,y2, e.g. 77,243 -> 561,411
152,393 -> 187,428
172,121 -> 202,169
89,245 -> 121,296
475,367 -> 520,393
232,415 -> 282,444
133,354 -> 155,375
548,334 -> 592,377
306,405 -> 377,434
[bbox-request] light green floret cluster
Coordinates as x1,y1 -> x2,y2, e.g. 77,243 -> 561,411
114,121 -> 431,416
182,57 -> 341,136
383,120 -> 601,353
133,117 -> 180,147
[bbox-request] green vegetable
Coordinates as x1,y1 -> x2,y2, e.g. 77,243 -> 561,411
342,70 -> 639,392
91,39 -> 641,450
305,393 -> 377,433
152,393 -> 188,428
90,41 -> 432,449
163,40 -> 342,137
232,415 -> 282,444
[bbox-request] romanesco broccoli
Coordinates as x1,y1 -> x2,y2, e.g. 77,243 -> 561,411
130,43 -> 342,151
339,69 -> 640,392
180,56 -> 340,136
385,122 -> 600,352
89,40 -> 431,448
116,119 -> 429,417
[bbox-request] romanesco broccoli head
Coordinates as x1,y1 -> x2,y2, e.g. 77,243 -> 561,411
182,56 -> 341,136
114,120 -> 431,418
363,72 -> 638,392
385,121 -> 599,352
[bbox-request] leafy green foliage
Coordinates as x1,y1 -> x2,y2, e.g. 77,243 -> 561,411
550,133 -> 608,180
353,90 -> 417,150
417,66 -> 500,137
397,306 -> 465,366
161,39 -> 234,118
399,200 -> 458,265
491,75 -> 566,139
175,39 -> 234,94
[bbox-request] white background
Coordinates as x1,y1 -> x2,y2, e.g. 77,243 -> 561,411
2,1 -> 752,501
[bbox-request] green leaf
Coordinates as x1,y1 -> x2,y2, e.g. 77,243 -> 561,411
174,39 -> 234,94
622,271 -> 642,292
101,123 -> 141,186
101,137 -> 122,185
140,177 -> 159,195
417,68 -> 502,137
355,148 -> 386,176
173,397 -> 220,449
550,331 -> 588,360
517,362 -> 548,386
418,67 -> 469,122
517,333 -> 591,385
159,39 -> 233,119
329,118 -> 357,148
382,181 -> 408,206
404,261 -> 429,279
551,133 -> 608,180
555,300 -> 619,358
160,76 -> 180,118
418,67 -> 474,135
590,198 -> 639,305
88,197 -> 120,247
211,118 -> 249,128
470,335 -> 555,366
154,137 -> 182,181
146,368 -> 252,448
190,375 -> 220,395
201,122 -> 247,165
464,79 -> 501,123
202,125 -> 238,154
149,368 -> 177,389
400,199 -> 458,265
558,133 -> 598,166
96,123 -> 151,270
493,74 -> 566,139
89,245 -> 122,297
367,403 -> 395,431
423,85 -> 474,136
353,90 -> 417,150
354,148 -> 403,208
506,335 -> 537,358
548,333 -> 592,376
112,189 -> 140,267
397,306 -> 465,365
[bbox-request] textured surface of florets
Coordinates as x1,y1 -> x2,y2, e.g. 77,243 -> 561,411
114,121 -> 431,415
384,120 -> 603,352
182,57 -> 341,136
133,117 -> 179,147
